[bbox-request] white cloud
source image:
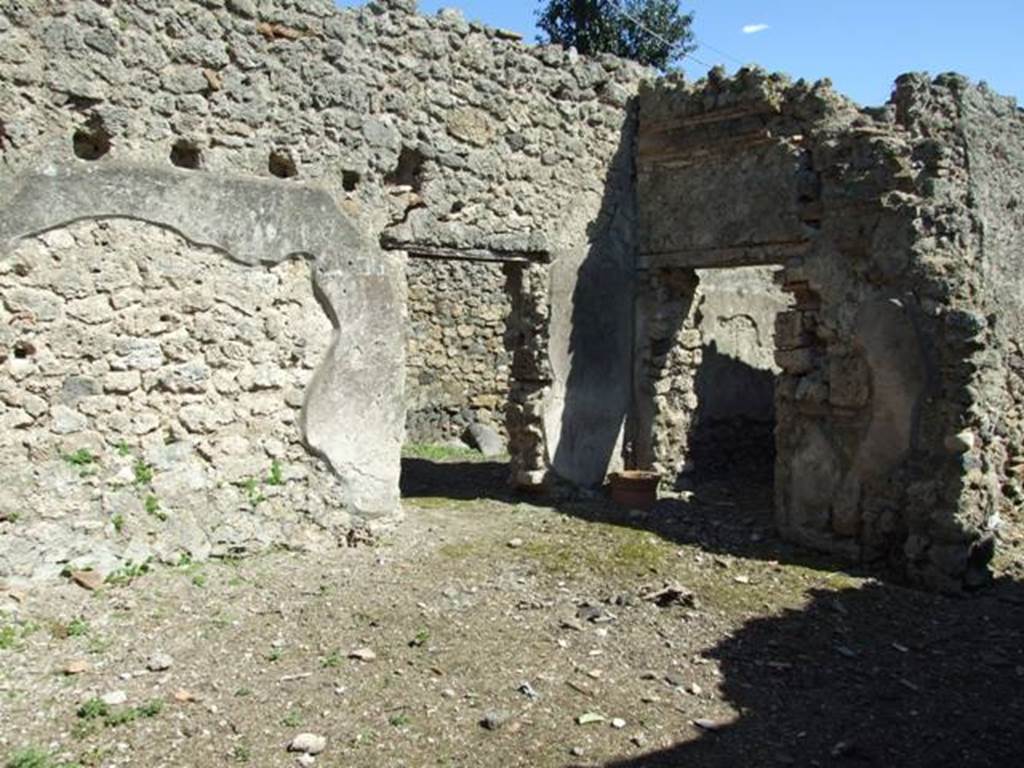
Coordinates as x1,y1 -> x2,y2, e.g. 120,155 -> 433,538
742,23 -> 770,35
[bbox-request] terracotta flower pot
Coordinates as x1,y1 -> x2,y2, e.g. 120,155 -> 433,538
609,470 -> 661,511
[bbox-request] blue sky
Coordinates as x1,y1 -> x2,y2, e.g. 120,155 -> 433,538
337,1 -> 1022,106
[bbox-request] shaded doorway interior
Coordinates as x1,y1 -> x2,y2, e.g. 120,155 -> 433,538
688,266 -> 790,485
400,254 -> 516,500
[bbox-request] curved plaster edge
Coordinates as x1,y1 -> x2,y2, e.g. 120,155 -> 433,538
0,161 -> 404,517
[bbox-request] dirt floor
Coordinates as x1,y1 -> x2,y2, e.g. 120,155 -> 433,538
2,458 -> 1023,768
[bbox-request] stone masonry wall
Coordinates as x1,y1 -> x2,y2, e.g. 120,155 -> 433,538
0,0 -> 646,580
637,69 -> 1022,590
0,219 -> 350,581
405,257 -> 511,443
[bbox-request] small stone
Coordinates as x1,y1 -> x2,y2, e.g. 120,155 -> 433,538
945,430 -> 975,454
570,746 -> 585,757
733,575 -> 751,585
348,648 -> 376,662
576,712 -> 605,725
611,718 -> 627,729
689,682 -> 703,696
507,538 -> 524,549
441,688 -> 457,699
173,689 -> 196,703
70,570 -> 104,591
63,660 -> 90,676
481,710 -> 510,731
101,690 -> 127,706
147,652 -> 174,672
288,733 -> 327,755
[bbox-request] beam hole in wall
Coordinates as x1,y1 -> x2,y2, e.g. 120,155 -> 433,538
385,146 -> 425,192
13,341 -> 36,359
72,119 -> 111,161
268,149 -> 298,179
170,140 -> 203,170
399,255 -> 517,502
342,169 -> 361,192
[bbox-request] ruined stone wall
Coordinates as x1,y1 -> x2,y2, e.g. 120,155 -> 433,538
636,69 -> 1019,590
405,257 -> 511,443
0,0 -> 646,581
955,82 -> 1024,568
0,219 -> 350,580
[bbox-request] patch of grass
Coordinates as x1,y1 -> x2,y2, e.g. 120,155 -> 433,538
105,559 -> 150,587
266,648 -> 283,663
4,747 -> 82,768
402,443 -> 483,462
241,477 -> 265,507
144,495 -> 166,521
63,449 -> 98,477
115,441 -> 132,458
78,698 -> 162,729
132,460 -> 154,486
0,625 -> 18,650
231,745 -> 251,764
388,712 -> 411,728
64,449 -> 95,468
520,525 -> 670,578
266,460 -> 284,487
321,649 -> 343,668
76,698 -> 109,721
281,710 -> 303,728
111,513 -> 124,534
191,572 -> 207,588
67,617 -> 89,638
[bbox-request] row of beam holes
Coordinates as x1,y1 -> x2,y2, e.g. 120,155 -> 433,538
71,123 -> 362,190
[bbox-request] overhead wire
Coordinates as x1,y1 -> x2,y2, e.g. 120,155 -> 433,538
607,0 -> 741,71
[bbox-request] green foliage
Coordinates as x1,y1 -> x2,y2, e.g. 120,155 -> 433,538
111,514 -> 124,534
132,460 -> 154,486
77,697 -> 162,729
4,748 -> 82,768
266,460 -> 284,487
64,449 -> 95,467
64,449 -> 98,477
76,698 -> 109,721
388,712 -> 411,728
67,617 -> 89,638
0,625 -> 17,650
281,710 -> 303,728
321,649 -> 343,668
241,477 -> 265,507
536,0 -> 696,70
402,443 -> 483,462
115,441 -> 132,458
104,559 -> 150,586
144,495 -> 166,521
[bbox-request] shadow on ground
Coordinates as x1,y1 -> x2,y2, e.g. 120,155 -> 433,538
595,576 -> 1024,768
400,458 -> 518,502
403,457 -> 1024,767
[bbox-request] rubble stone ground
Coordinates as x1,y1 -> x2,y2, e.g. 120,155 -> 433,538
2,453 -> 1022,768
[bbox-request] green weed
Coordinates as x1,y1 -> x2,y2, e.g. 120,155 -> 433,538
132,461 -> 154,486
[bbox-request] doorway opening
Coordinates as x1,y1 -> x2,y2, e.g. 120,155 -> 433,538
400,254 -> 516,501
633,264 -> 791,529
